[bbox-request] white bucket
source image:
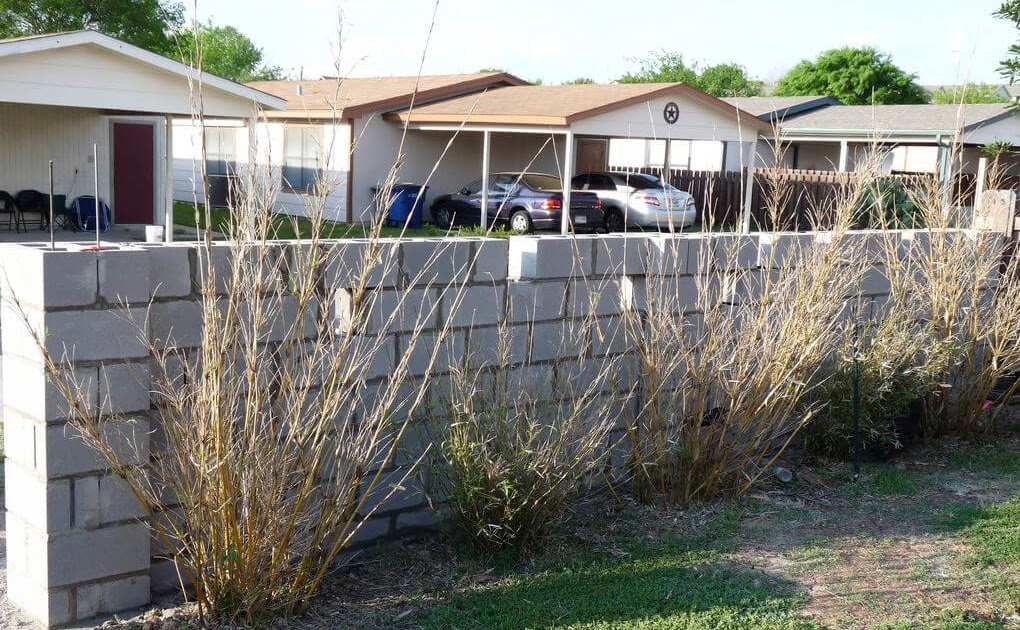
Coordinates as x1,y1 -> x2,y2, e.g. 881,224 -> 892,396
145,225 -> 165,243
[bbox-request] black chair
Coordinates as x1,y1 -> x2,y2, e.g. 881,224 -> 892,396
0,191 -> 17,231
14,190 -> 48,232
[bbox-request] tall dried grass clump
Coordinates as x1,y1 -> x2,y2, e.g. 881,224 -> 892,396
6,118 -> 469,622
890,172 -> 1020,435
428,322 -> 623,557
623,169 -> 880,504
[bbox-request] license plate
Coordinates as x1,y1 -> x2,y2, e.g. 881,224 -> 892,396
575,216 -> 587,225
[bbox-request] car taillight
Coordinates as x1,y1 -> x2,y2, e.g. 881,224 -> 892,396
540,197 -> 562,210
594,199 -> 602,209
636,193 -> 660,206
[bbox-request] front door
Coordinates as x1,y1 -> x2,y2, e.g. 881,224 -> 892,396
112,121 -> 155,224
576,139 -> 608,173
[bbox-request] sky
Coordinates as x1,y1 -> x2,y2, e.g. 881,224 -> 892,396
184,0 -> 1018,86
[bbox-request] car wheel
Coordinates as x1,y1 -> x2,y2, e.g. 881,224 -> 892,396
432,204 -> 453,229
604,209 -> 626,232
509,210 -> 533,234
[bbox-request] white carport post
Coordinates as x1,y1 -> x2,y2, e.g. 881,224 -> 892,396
480,130 -> 491,230
561,130 -> 574,235
838,140 -> 850,172
164,114 -> 174,242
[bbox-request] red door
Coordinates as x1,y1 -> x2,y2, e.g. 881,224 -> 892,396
112,122 -> 155,224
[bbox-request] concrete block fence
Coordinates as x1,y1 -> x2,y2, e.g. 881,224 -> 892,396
0,230 -> 992,627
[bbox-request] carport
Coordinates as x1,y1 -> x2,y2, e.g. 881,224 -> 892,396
386,83 -> 771,234
0,30 -> 284,240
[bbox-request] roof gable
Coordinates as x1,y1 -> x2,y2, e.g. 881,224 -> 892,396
0,30 -> 284,113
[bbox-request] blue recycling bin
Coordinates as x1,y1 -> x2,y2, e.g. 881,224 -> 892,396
381,184 -> 428,229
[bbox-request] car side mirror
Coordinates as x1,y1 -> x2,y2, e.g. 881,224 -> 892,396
460,187 -> 471,195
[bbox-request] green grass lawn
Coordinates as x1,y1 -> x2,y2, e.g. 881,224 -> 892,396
172,202 -> 447,240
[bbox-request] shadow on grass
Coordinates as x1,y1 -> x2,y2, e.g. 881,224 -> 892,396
420,553 -> 818,630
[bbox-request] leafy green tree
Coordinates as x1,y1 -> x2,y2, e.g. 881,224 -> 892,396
563,77 -> 595,85
697,63 -> 763,97
0,0 -> 184,54
774,47 -> 928,105
174,23 -> 284,82
620,52 -> 697,85
930,84 -> 1007,104
620,53 -> 762,97
995,1 -> 1020,84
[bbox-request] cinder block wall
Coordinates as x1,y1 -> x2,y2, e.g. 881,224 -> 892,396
0,230 -> 1001,627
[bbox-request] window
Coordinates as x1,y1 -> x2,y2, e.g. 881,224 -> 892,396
205,127 -> 237,176
520,174 -> 562,191
461,179 -> 484,195
283,126 -> 323,192
489,175 -> 518,195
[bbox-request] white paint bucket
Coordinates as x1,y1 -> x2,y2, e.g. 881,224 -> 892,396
145,225 -> 165,243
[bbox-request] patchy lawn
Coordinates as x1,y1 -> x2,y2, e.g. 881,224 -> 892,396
103,424 -> 1019,630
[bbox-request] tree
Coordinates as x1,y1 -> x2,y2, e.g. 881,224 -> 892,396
774,47 -> 928,105
930,84 -> 1007,104
0,0 -> 184,53
620,52 -> 697,85
995,1 -> 1020,84
563,77 -> 595,85
620,53 -> 762,97
696,63 -> 763,97
174,23 -> 284,82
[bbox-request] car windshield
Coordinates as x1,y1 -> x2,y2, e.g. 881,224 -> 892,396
520,174 -> 563,191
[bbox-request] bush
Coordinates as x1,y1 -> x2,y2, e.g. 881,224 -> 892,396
429,332 -> 621,557
804,310 -> 945,460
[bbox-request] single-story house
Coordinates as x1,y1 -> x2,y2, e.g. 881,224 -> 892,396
722,95 -> 841,123
756,103 -> 1020,176
0,30 -> 284,239
172,77 -> 771,227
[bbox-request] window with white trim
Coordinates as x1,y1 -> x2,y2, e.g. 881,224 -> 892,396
283,126 -> 323,192
205,127 -> 237,176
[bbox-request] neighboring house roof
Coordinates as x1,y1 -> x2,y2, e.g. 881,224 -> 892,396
721,95 -> 840,121
385,83 -> 772,131
0,29 -> 285,110
779,104 -> 1017,137
247,72 -> 529,118
1001,84 -> 1020,98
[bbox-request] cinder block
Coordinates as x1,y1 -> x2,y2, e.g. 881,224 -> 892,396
690,234 -> 760,271
150,299 -> 204,348
508,280 -> 566,323
4,461 -> 71,532
509,235 -> 594,279
150,559 -> 189,594
338,287 -> 438,334
73,475 -> 102,530
324,240 -> 400,289
473,238 -> 509,282
99,361 -> 151,414
442,284 -> 505,328
594,234 -> 657,276
401,330 -> 464,376
568,277 -> 626,317
99,474 -> 146,524
401,238 -> 472,286
0,246 -> 97,309
41,308 -> 149,361
98,248 -> 151,304
6,544 -> 73,626
349,514 -> 393,545
531,320 -> 587,362
859,266 -> 891,296
648,234 -> 692,276
592,316 -> 629,356
2,354 -> 98,421
75,575 -> 150,621
465,324 -> 528,367
143,244 -> 193,297
758,232 -> 815,269
631,276 -> 699,312
46,523 -> 150,587
40,417 -> 149,478
395,508 -> 438,531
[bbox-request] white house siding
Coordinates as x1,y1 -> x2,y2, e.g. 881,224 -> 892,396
0,44 -> 261,117
570,95 -> 755,142
0,102 -> 111,203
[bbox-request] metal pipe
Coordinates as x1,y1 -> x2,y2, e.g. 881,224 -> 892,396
93,143 -> 100,250
48,160 -> 55,250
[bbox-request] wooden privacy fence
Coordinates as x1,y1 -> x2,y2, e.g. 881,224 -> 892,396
621,167 -> 1005,231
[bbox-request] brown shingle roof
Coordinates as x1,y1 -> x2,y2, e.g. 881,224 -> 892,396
386,83 -> 771,130
246,72 -> 528,118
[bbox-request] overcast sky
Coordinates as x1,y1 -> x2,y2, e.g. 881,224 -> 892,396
185,0 -> 1017,86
